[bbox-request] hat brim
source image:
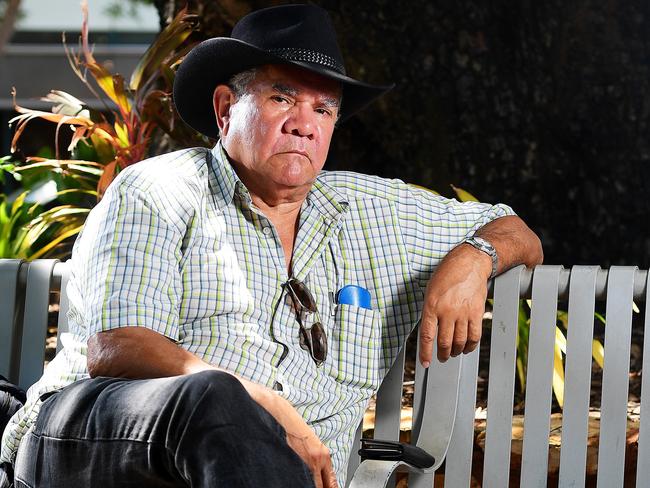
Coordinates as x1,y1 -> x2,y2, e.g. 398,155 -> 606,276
173,37 -> 393,140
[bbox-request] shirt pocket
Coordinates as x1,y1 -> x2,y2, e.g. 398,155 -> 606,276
329,304 -> 382,391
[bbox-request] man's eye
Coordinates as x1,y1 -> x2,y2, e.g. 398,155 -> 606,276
272,95 -> 290,103
316,108 -> 333,116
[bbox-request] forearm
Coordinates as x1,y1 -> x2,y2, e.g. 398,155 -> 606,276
87,326 -> 335,485
87,326 -> 272,406
473,214 -> 543,275
87,326 -> 210,378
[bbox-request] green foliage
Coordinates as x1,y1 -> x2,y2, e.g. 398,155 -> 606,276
0,155 -> 15,185
2,1 -> 204,261
0,189 -> 90,260
10,2 -> 203,198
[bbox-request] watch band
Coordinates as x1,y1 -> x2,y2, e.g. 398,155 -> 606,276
463,236 -> 498,278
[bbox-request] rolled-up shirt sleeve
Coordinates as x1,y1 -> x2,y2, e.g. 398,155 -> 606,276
68,171 -> 186,341
395,183 -> 515,288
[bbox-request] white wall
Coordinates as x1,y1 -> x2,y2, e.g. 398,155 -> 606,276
15,0 -> 158,32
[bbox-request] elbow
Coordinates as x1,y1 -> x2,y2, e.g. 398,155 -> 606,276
532,233 -> 544,266
511,215 -> 543,267
534,226 -> 544,265
86,332 -> 117,378
86,361 -> 102,379
524,228 -> 544,268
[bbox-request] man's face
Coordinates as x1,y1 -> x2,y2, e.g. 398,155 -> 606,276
218,64 -> 341,199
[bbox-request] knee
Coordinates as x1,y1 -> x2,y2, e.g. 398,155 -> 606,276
181,370 -> 249,411
186,369 -> 243,392
172,370 -> 277,444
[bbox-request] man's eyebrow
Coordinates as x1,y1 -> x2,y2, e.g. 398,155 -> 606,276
272,83 -> 298,97
321,96 -> 340,109
272,83 -> 340,108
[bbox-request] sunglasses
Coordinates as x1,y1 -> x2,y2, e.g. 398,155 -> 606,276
284,278 -> 328,366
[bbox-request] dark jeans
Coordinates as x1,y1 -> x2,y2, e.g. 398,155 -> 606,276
13,371 -> 314,487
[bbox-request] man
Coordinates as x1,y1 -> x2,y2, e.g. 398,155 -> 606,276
1,4 -> 542,488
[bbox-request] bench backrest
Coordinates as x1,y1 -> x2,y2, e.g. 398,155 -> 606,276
1,259 -> 70,390
2,260 -> 649,487
349,265 -> 649,487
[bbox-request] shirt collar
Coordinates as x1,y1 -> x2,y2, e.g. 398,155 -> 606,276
208,142 -> 252,211
308,175 -> 349,223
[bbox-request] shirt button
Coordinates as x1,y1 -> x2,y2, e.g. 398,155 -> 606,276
262,226 -> 272,236
272,381 -> 283,391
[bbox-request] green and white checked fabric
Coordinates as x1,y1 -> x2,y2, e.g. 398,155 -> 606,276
1,143 -> 514,485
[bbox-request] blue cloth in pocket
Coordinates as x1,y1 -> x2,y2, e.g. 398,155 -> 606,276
336,285 -> 371,309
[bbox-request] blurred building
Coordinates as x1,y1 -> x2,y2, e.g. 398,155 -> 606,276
0,0 -> 159,157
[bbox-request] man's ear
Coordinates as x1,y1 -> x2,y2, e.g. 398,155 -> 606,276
213,85 -> 236,137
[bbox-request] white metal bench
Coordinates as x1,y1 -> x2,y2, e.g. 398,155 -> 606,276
1,259 -> 648,487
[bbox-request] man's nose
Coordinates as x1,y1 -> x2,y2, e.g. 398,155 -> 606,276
283,103 -> 315,139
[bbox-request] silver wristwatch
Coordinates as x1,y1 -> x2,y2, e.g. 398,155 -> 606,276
463,236 -> 498,278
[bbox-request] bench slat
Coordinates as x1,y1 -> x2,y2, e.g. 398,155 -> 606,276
55,261 -> 71,353
597,266 -> 636,487
375,345 -> 406,440
0,259 -> 24,382
408,332 -> 462,487
346,423 -> 363,486
636,270 -> 650,485
520,266 -> 562,486
372,345 -> 406,488
17,259 -> 58,390
483,265 -> 526,488
444,346 -> 480,487
558,266 -> 600,486
410,345 -> 434,488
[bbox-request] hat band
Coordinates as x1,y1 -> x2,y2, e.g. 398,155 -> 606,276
267,47 -> 345,75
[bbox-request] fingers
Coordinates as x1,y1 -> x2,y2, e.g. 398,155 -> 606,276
463,318 -> 482,354
313,450 -> 337,488
448,318 -> 482,359
421,302 -> 485,364
322,465 -> 339,488
418,312 -> 438,368
435,315 -> 454,362
308,444 -> 331,488
314,473 -> 323,488
451,319 -> 468,357
288,433 -> 334,488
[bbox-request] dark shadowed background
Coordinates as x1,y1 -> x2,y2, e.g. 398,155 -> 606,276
152,0 -> 650,268
5,0 -> 650,267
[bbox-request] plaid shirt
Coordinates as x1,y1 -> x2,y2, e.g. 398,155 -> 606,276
2,143 -> 513,484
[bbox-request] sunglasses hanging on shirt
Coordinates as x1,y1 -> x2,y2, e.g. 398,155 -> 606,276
284,278 -> 328,366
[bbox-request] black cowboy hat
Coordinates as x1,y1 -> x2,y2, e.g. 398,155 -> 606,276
173,3 -> 393,140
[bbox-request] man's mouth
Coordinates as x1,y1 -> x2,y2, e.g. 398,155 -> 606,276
282,150 -> 310,159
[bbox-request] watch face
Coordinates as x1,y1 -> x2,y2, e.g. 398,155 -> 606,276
472,237 -> 494,253
465,237 -> 498,277
478,241 -> 492,253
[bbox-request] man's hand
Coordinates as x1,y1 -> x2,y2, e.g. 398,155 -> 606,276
255,387 -> 338,488
284,415 -> 338,488
419,244 -> 491,364
419,215 -> 543,366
